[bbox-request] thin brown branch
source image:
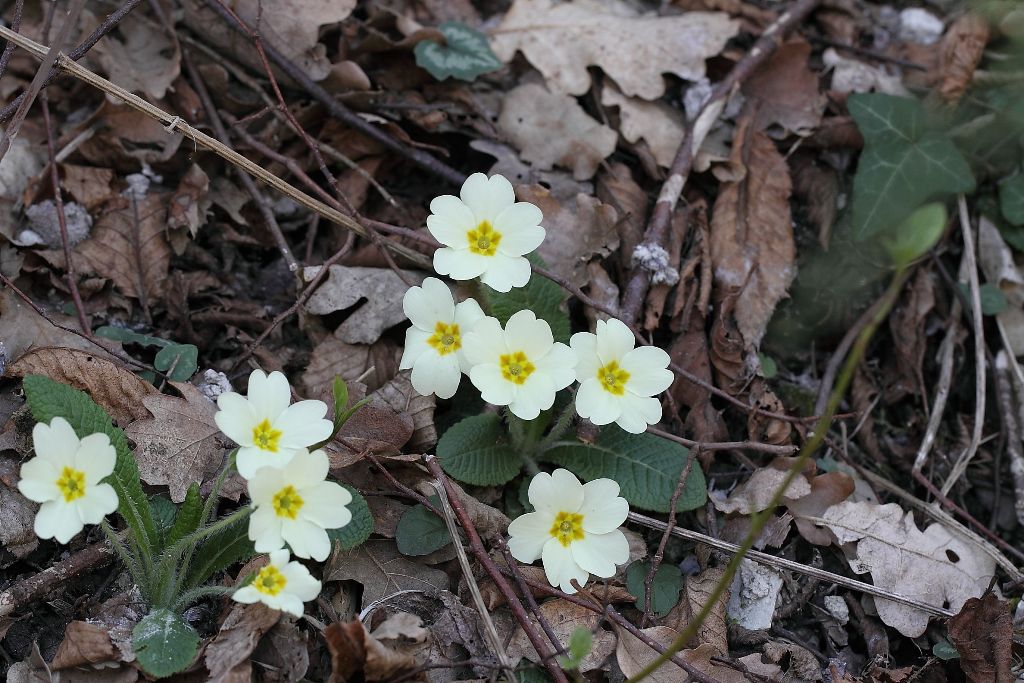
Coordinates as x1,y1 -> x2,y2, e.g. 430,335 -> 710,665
0,535 -> 115,618
0,0 -> 24,80
647,426 -> 798,455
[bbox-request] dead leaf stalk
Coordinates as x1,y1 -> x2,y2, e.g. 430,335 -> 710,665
618,0 -> 823,325
648,426 -> 798,455
203,0 -> 466,187
942,195 -> 987,495
911,297 -> 960,472
424,455 -> 570,683
997,353 -> 1024,526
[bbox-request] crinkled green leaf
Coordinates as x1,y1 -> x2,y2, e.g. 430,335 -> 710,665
328,484 -> 373,551
133,608 -> 200,679
22,375 -> 158,549
437,414 -> 522,486
166,483 -> 202,549
414,21 -> 502,82
481,255 -> 571,344
395,498 -> 451,556
849,94 -> 974,240
543,426 -> 706,512
625,560 -> 682,617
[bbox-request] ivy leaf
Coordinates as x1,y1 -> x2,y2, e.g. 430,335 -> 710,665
625,560 -> 682,617
414,21 -> 502,82
481,255 -> 571,343
133,609 -> 201,679
395,498 -> 451,556
95,326 -> 197,381
543,426 -> 707,512
849,93 -> 974,240
328,484 -> 373,551
437,414 -> 522,486
22,375 -> 158,550
1000,172 -> 1024,226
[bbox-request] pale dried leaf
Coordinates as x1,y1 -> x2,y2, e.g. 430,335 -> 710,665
711,466 -> 810,515
616,632 -> 745,683
601,83 -> 684,168
52,621 -> 120,669
787,471 -> 855,545
822,501 -> 996,637
324,540 -> 449,609
372,371 -> 437,452
498,83 -> 617,181
661,568 -> 728,654
939,14 -> 989,103
0,480 -> 38,562
304,266 -> 427,344
823,48 -> 909,96
125,382 -> 228,502
726,560 -> 783,630
62,164 -> 115,210
89,12 -> 180,100
507,599 -> 615,672
253,619 -> 311,683
978,217 -> 1024,355
371,612 -> 429,642
167,163 -> 211,240
10,347 -> 157,426
710,127 -> 795,348
0,139 -> 44,244
491,0 -> 739,99
303,338 -> 401,396
515,184 -> 619,287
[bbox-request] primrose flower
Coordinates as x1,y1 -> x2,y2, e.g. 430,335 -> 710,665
18,417 -> 119,544
400,276 -> 485,399
427,173 -> 545,293
508,469 -> 629,594
463,310 -> 577,420
215,369 -> 333,480
571,318 -> 673,434
247,448 -> 353,562
232,548 -> 322,617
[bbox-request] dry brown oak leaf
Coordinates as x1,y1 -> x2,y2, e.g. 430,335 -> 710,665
947,592 -> 1014,683
125,381 -> 229,503
616,630 -> 745,683
822,501 -> 996,637
507,598 -> 616,673
491,0 -> 739,100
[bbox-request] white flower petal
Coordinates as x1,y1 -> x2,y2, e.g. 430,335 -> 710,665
533,343 -> 578,391
288,449 -> 330,488
33,417 -> 78,463
273,401 -> 332,448
463,316 -> 507,365
249,506 -> 284,552
529,469 -> 584,515
300,481 -> 353,530
453,297 -> 486,330
232,585 -> 261,604
621,346 -> 674,396
478,254 -> 531,292
281,561 -> 322,601
570,529 -> 629,578
76,484 -> 119,525
247,469 -> 279,506
494,201 -> 542,233
403,277 -> 456,330
428,194 -> 476,244
236,446 -> 295,480
215,392 -> 257,446
617,394 -> 663,434
495,217 -> 545,257
579,479 -> 628,533
412,351 -> 462,399
433,247 -> 489,280
18,457 -> 60,502
596,318 -> 636,363
460,173 -> 515,222
400,328 -> 431,370
282,517 -> 331,560
509,374 -> 556,420
570,331 -> 602,381
541,538 -> 589,594
504,310 -> 552,359
507,510 -> 554,563
35,500 -> 83,544
274,594 -> 306,617
74,433 -> 116,482
574,379 -> 622,425
469,364 -> 517,407
247,370 -> 292,419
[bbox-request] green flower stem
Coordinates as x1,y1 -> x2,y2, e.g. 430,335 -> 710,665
535,388 -> 577,456
625,267 -> 910,683
172,584 -> 235,611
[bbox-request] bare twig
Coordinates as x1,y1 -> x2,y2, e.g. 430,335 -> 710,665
0,536 -> 115,617
648,426 -> 798,455
618,0 -> 823,324
0,0 -> 24,80
912,300 -> 960,472
997,351 -> 1024,526
942,196 -> 987,495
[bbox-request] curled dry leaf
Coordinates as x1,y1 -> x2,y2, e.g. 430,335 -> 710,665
491,0 -> 739,99
372,371 -> 437,453
822,501 -> 996,637
125,381 -> 229,503
710,123 -> 796,349
9,347 -> 157,426
507,599 -> 616,673
711,464 -> 811,515
253,619 -> 311,683
303,265 -> 427,345
302,337 -> 402,396
167,163 -> 211,243
939,14 -> 989,104
661,568 -> 728,654
518,184 -> 619,287
746,381 -> 792,445
887,268 -> 936,402
52,621 -> 120,669
786,471 -> 855,545
0,461 -> 39,562
325,619 -> 419,683
601,83 -> 684,168
498,83 -> 617,181
947,592 -> 1014,683
205,603 -> 282,683
87,11 -> 181,100
597,162 -> 648,259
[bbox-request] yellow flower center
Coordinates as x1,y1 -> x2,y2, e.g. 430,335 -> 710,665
252,418 -> 283,452
500,351 -> 536,385
597,361 -> 630,396
253,565 -> 287,596
466,221 -> 502,256
272,485 -> 305,519
549,511 -> 585,547
427,321 -> 461,356
56,466 -> 87,503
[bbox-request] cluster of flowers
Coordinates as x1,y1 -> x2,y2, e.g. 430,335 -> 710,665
402,173 -> 674,434
19,370 -> 353,617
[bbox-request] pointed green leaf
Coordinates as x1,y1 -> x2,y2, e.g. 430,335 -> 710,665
133,608 -> 200,679
395,498 -> 450,556
328,484 -> 374,551
414,21 -> 502,82
543,426 -> 707,512
437,413 -> 522,486
185,522 -> 255,590
166,483 -> 203,549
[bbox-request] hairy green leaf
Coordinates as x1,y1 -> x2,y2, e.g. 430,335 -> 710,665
849,94 -> 974,240
437,414 -> 522,486
22,375 -> 158,549
328,484 -> 374,551
625,560 -> 683,617
133,608 -> 200,679
481,255 -> 571,343
395,498 -> 450,556
414,21 -> 502,82
185,520 -> 255,589
544,426 -> 707,512
166,483 -> 203,549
